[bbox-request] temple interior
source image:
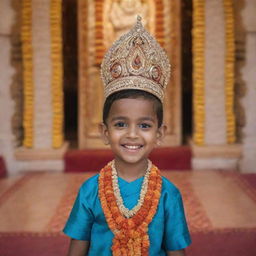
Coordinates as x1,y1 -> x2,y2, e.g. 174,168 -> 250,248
0,0 -> 256,255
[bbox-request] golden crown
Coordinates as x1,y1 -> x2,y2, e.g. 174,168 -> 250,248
101,16 -> 171,103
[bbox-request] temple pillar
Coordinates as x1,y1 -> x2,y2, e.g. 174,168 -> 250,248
0,0 -> 18,174
239,0 -> 256,173
191,0 -> 241,170
14,0 -> 67,172
0,0 -> 69,174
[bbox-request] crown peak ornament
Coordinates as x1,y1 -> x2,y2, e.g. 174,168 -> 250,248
101,16 -> 171,102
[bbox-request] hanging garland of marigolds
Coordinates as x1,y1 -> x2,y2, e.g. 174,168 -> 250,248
50,0 -> 64,148
223,0 -> 236,144
192,0 -> 205,145
21,0 -> 34,148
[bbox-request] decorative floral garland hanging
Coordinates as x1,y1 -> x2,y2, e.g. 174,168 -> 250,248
95,0 -> 105,65
223,0 -> 236,144
21,0 -> 34,148
154,0 -> 165,47
192,0 -> 205,145
50,0 -> 64,148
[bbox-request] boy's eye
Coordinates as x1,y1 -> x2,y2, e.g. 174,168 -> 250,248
139,123 -> 152,129
114,122 -> 127,128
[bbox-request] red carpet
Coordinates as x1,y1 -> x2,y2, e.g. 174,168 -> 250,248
242,173 -> 256,188
0,233 -> 69,256
0,156 -> 7,178
1,229 -> 256,256
1,172 -> 256,256
187,229 -> 256,256
64,146 -> 191,172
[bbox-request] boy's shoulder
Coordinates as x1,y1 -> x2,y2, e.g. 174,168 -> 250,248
79,173 -> 99,191
161,175 -> 180,196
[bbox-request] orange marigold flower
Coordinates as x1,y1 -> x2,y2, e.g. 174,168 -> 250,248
98,162 -> 162,255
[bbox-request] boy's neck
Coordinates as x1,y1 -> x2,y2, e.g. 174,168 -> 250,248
114,159 -> 149,182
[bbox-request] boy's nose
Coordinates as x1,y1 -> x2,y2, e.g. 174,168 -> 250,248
126,125 -> 139,138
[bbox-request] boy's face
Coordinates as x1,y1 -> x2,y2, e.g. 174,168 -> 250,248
100,97 -> 166,166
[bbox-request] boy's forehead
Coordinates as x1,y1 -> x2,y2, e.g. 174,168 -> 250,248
109,98 -> 157,117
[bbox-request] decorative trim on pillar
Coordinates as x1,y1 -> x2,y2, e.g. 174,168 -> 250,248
155,0 -> 164,47
223,0 -> 236,143
50,0 -> 64,148
191,141 -> 242,170
21,0 -> 34,148
192,0 -> 205,145
94,0 -> 105,65
15,141 -> 68,160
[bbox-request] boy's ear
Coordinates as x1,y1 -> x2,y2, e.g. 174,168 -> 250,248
156,124 -> 167,146
99,122 -> 110,145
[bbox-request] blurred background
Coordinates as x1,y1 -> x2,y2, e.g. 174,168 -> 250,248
0,0 -> 255,255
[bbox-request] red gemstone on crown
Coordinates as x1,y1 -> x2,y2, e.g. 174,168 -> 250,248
132,55 -> 142,70
150,66 -> 161,82
110,63 -> 122,78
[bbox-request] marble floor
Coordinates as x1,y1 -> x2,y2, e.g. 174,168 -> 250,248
0,170 -> 256,235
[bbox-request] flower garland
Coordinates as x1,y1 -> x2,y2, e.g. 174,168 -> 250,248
21,0 -> 34,148
99,162 -> 162,255
95,0 -> 105,65
50,0 -> 64,148
154,0 -> 165,47
192,0 -> 205,145
223,0 -> 236,144
112,160 -> 152,218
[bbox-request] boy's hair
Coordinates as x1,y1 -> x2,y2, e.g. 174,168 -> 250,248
103,89 -> 163,127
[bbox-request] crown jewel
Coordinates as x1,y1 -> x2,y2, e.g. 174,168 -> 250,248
101,16 -> 171,102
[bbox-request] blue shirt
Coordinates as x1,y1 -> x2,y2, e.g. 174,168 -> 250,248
63,174 -> 191,255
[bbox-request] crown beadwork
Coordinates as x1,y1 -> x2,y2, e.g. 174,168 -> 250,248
101,16 -> 171,103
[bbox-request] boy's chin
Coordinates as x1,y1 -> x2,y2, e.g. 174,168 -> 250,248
115,154 -> 150,165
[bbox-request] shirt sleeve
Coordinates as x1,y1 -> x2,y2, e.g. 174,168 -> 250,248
163,187 -> 191,251
63,184 -> 94,241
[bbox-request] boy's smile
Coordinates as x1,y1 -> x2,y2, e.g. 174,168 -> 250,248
101,97 -> 165,177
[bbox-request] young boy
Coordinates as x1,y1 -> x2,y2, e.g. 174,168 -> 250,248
63,17 -> 191,256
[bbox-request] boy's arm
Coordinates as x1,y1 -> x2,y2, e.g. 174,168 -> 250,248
167,249 -> 186,256
67,239 -> 90,256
